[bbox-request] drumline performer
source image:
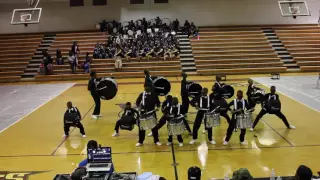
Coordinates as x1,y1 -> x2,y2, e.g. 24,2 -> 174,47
181,72 -> 191,116
210,85 -> 231,124
246,79 -> 262,109
135,85 -> 161,147
147,95 -> 172,136
213,75 -> 225,99
63,102 -> 86,138
189,88 -> 216,145
112,102 -> 139,137
88,72 -> 102,119
144,70 -> 153,88
167,97 -> 186,147
251,86 -> 295,131
223,90 -> 250,145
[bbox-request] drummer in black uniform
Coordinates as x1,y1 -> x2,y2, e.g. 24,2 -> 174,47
210,85 -> 231,124
251,86 -> 295,131
213,75 -> 225,99
112,102 -> 139,137
136,85 -> 161,147
181,72 -> 191,116
144,70 -> 153,88
167,97 -> 187,147
246,79 -> 262,109
88,72 -> 101,119
189,88 -> 216,145
223,90 -> 250,146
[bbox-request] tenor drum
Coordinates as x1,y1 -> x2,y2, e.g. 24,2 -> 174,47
188,82 -> 202,98
222,85 -> 234,99
152,77 -> 171,96
139,112 -> 157,130
95,77 -> 118,100
167,117 -> 185,136
205,113 -> 220,128
236,112 -> 253,129
252,89 -> 265,104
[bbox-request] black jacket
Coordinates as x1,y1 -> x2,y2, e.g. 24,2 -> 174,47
64,107 -> 81,124
191,95 -> 210,111
136,91 -> 160,112
246,85 -> 262,98
228,99 -> 250,115
87,78 -> 97,93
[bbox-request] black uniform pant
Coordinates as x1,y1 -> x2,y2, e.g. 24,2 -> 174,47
181,94 -> 190,114
192,110 -> 213,141
114,120 -> 121,133
168,135 -> 183,143
220,112 -> 231,124
225,115 -> 246,142
91,92 -> 101,115
252,109 -> 290,129
248,97 -> 256,109
64,123 -> 85,135
138,127 -> 159,144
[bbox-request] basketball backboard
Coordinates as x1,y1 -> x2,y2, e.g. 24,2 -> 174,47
11,0 -> 41,25
11,8 -> 42,25
278,1 -> 310,17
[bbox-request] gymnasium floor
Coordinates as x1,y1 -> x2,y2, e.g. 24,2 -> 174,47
0,73 -> 319,180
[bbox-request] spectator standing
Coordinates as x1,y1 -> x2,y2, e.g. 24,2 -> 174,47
71,41 -> 80,68
56,49 -> 64,65
42,50 -> 53,75
84,52 -> 92,73
68,51 -> 76,73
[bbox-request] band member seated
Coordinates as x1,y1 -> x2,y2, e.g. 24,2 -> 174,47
251,86 -> 295,131
135,85 -> 161,147
63,102 -> 86,138
246,79 -> 262,109
210,85 -> 231,124
112,102 -> 139,137
223,90 -> 250,145
189,88 -> 216,145
167,97 -> 188,147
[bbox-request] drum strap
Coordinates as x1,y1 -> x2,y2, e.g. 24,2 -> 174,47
170,104 -> 181,115
142,91 -> 151,106
200,96 -> 210,109
215,81 -> 222,88
234,99 -> 245,110
268,95 -> 277,102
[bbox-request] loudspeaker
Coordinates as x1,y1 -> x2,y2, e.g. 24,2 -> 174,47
70,0 -> 84,7
130,0 -> 144,4
93,0 -> 107,6
154,0 -> 168,3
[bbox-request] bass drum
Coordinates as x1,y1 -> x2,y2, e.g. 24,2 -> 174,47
151,76 -> 171,96
222,85 -> 234,99
188,82 -> 202,98
95,77 -> 118,100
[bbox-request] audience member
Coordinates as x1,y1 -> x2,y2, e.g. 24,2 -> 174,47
71,41 -> 80,67
295,165 -> 313,180
56,49 -> 64,65
42,50 -> 53,75
84,52 -> 92,73
68,51 -> 76,73
232,168 -> 254,180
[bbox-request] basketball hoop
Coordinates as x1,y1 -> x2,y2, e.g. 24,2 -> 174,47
20,13 -> 29,23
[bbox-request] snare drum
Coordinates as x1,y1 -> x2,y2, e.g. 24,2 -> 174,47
167,117 -> 185,136
236,112 -> 253,129
139,112 -> 157,130
205,113 -> 220,128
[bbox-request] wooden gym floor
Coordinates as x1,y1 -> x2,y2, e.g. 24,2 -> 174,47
0,73 -> 319,180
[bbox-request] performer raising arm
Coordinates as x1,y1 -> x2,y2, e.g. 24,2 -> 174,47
251,86 -> 295,131
246,79 -> 262,109
223,90 -> 250,146
135,85 -> 161,147
189,88 -> 216,145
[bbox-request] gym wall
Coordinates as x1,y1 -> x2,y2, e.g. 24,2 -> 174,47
0,0 -> 318,34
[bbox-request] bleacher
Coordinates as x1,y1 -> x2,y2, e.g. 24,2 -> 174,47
191,27 -> 287,75
274,25 -> 320,72
0,34 -> 42,82
33,31 -> 181,81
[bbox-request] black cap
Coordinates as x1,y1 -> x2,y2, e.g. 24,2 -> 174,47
188,166 -> 201,180
296,165 -> 313,180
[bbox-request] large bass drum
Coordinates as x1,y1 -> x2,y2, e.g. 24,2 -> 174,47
222,85 -> 234,99
95,77 -> 118,100
151,76 -> 171,96
188,82 -> 202,98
